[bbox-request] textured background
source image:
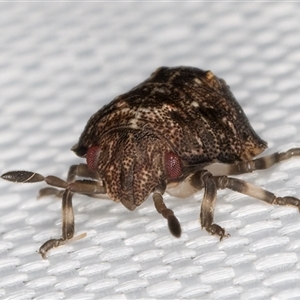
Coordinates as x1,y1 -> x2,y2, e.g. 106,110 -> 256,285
1,3 -> 300,300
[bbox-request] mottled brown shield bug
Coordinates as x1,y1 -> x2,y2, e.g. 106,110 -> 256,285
2,66 -> 300,258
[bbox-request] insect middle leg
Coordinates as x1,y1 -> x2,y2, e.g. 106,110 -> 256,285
190,167 -> 300,239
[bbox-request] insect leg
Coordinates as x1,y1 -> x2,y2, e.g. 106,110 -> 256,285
215,175 -> 300,210
153,192 -> 181,237
190,170 -> 229,239
67,179 -> 106,195
67,163 -> 100,182
208,148 -> 300,176
38,188 -> 83,258
251,148 -> 300,171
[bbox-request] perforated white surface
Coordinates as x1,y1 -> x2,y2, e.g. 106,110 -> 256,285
1,3 -> 300,300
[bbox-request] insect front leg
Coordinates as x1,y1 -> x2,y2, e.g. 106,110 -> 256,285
215,176 -> 300,210
39,189 -> 76,258
190,170 -> 229,239
67,163 -> 101,182
1,170 -> 107,258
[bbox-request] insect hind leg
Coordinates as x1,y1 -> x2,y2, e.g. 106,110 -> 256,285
252,148 -> 300,171
215,175 -> 300,211
209,148 -> 300,176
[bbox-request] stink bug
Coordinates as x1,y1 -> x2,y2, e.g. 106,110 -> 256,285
2,66 -> 300,258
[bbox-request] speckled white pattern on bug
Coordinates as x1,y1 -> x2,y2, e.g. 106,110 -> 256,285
1,2 -> 300,300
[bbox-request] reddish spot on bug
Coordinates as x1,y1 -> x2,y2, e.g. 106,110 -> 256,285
86,146 -> 100,170
165,151 -> 182,179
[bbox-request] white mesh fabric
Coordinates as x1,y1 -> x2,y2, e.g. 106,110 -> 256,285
1,3 -> 300,299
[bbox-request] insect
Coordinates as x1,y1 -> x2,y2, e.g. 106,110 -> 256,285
2,66 -> 300,258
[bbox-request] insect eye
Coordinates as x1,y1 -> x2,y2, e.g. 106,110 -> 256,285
165,152 -> 182,179
86,146 -> 101,170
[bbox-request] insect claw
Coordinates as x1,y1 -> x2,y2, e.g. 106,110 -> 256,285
38,232 -> 87,259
